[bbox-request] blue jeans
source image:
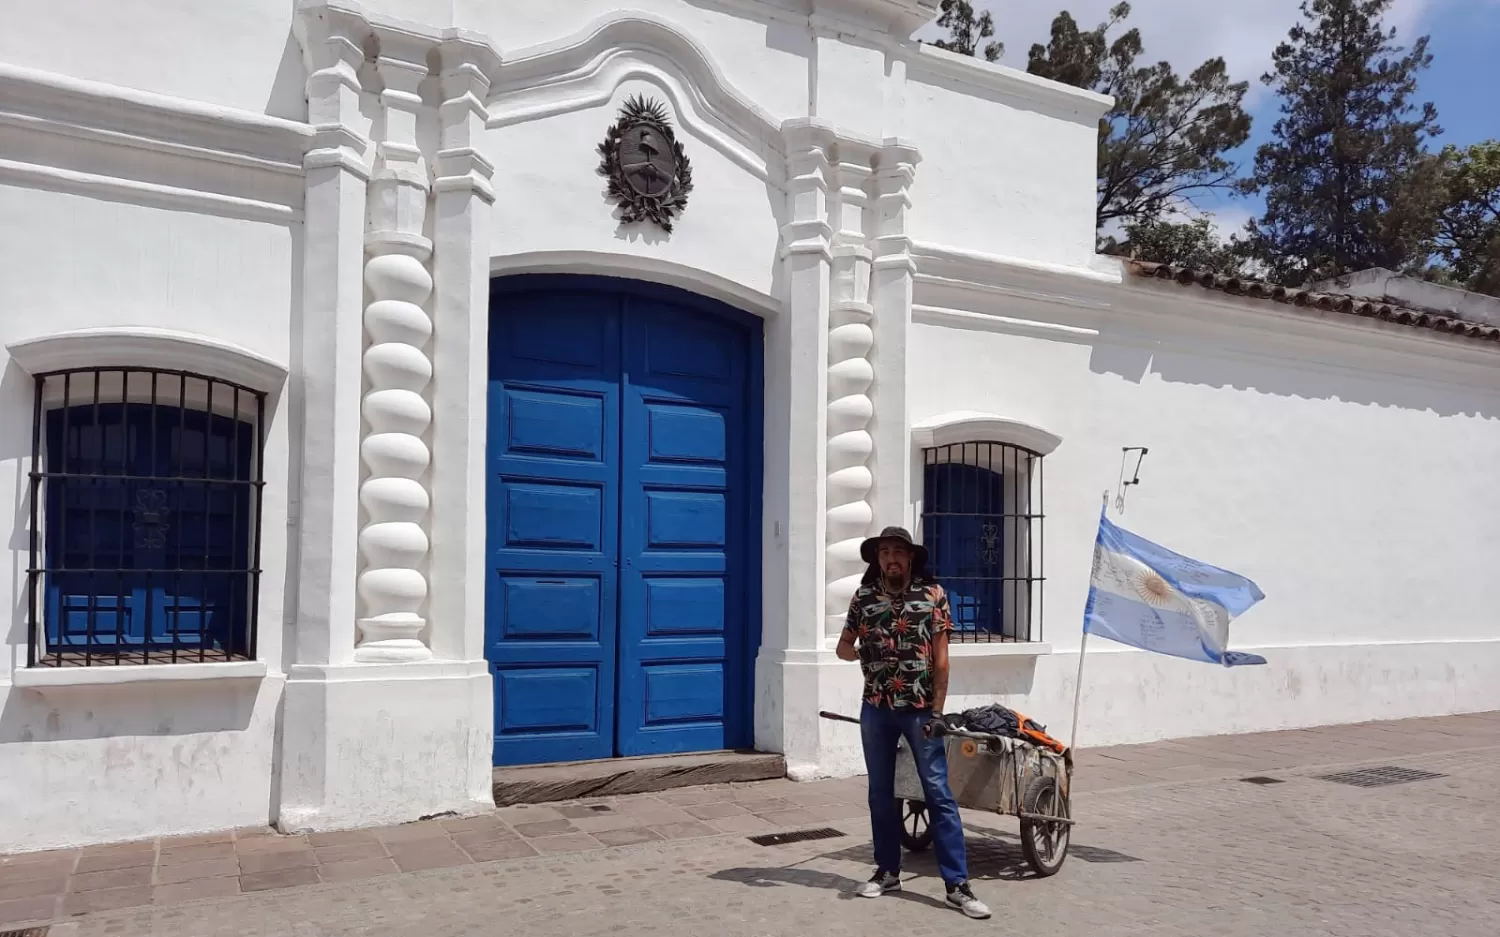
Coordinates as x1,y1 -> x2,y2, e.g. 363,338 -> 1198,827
860,701 -> 969,885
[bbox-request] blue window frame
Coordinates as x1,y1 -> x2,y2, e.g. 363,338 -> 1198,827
920,441 -> 1044,643
28,369 -> 266,667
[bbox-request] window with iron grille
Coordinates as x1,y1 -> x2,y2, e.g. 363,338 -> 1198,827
26,368 -> 266,667
920,442 -> 1044,643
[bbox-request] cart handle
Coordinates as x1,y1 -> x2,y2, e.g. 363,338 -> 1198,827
818,710 -> 861,725
822,710 -> 1036,745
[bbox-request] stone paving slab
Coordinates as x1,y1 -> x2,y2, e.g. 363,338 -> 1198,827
4,711 -> 1497,935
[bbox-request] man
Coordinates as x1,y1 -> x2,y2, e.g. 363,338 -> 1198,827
836,526 -> 991,920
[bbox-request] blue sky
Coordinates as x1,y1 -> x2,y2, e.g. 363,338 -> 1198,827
925,1 -> 1499,237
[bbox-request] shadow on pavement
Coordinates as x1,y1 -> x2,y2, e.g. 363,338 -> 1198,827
707,865 -> 951,910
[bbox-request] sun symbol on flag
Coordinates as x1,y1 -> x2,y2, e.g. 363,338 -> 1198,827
1133,571 -> 1175,606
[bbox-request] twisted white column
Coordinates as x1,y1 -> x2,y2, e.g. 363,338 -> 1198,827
824,142 -> 877,638
355,40 -> 434,662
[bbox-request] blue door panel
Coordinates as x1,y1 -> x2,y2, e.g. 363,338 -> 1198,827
641,578 -> 725,635
495,668 -> 601,736
640,663 -> 726,725
497,577 -> 602,641
617,296 -> 749,757
503,389 -> 606,461
488,289 -> 620,766
501,482 -> 605,550
644,404 -> 727,463
643,490 -> 727,548
487,276 -> 761,766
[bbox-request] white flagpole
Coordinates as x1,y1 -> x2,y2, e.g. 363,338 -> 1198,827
1070,491 -> 1109,752
1068,631 -> 1088,752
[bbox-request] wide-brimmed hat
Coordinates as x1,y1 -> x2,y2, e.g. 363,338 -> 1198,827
859,526 -> 929,568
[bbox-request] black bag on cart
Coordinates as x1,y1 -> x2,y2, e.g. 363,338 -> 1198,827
955,704 -> 1068,754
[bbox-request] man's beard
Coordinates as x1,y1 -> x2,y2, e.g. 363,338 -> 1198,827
882,569 -> 908,589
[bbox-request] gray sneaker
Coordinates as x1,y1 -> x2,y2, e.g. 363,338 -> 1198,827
945,881 -> 991,919
856,869 -> 901,898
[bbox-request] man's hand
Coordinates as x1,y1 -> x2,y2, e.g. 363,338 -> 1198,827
835,636 -> 859,662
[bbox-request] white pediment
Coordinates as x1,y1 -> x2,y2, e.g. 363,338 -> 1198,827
6,327 -> 289,394
911,411 -> 1063,456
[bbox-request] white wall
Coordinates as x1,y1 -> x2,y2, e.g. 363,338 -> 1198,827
0,180 -> 296,850
887,270 -> 1500,764
900,57 -> 1103,270
485,79 -> 785,300
12,0 -> 1483,840
0,0 -> 305,119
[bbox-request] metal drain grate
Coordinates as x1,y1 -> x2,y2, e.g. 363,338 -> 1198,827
1317,765 -> 1447,788
1241,776 -> 1285,785
748,827 -> 845,846
0,927 -> 51,937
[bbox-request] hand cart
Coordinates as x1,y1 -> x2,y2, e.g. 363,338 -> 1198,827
819,711 -> 1075,877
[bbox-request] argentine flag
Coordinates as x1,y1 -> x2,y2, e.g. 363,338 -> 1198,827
1084,511 -> 1267,667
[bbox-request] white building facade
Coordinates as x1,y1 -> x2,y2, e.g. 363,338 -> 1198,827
2,0 -> 1497,853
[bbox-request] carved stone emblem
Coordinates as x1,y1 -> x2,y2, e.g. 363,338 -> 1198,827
597,95 -> 694,233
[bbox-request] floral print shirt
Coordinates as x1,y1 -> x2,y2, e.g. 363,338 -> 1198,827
842,579 -> 954,710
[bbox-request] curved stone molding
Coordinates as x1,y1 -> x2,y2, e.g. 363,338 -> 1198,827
823,140 -> 878,637
355,35 -> 437,663
911,411 -> 1063,457
490,12 -> 782,182
6,327 -> 289,392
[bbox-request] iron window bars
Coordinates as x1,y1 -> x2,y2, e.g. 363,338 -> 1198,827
920,441 -> 1044,643
26,368 -> 266,667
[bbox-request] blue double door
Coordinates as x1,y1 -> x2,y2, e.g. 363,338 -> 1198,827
487,276 -> 762,767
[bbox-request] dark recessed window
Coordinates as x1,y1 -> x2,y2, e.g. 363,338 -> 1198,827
27,368 -> 266,667
921,442 -> 1044,644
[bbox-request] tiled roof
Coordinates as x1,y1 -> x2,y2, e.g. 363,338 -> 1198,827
1126,260 -> 1500,345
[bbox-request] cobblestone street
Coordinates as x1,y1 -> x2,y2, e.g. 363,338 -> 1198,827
3,711 -> 1498,936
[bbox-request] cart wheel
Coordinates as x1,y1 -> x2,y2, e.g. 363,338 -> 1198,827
898,798 -> 933,852
1019,776 -> 1070,877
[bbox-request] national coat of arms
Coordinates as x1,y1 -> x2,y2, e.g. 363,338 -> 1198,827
596,95 -> 694,233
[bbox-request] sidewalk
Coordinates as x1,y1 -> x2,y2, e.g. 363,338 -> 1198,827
3,711 -> 1498,935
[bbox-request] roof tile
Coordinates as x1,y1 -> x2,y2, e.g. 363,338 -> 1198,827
1126,261 -> 1500,345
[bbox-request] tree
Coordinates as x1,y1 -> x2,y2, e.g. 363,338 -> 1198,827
1103,217 -> 1250,275
1431,141 -> 1500,295
1029,4 -> 1252,232
1244,0 -> 1442,287
934,4 -> 1251,240
932,1 -> 1002,62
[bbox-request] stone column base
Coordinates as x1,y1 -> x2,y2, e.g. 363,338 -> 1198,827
754,648 -> 869,781
276,659 -> 493,832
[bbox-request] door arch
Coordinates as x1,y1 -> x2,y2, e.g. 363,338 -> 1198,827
486,274 -> 763,766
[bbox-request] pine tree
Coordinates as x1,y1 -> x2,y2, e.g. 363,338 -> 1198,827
934,4 -> 1251,239
932,1 -> 1002,62
1245,0 -> 1442,286
1028,4 -> 1251,232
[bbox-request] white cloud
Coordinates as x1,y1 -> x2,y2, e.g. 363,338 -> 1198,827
1203,203 -> 1254,241
922,0 -> 1442,103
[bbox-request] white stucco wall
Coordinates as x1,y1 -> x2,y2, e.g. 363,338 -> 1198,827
0,0 -> 1493,851
0,182 -> 296,850
848,267 -> 1500,770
